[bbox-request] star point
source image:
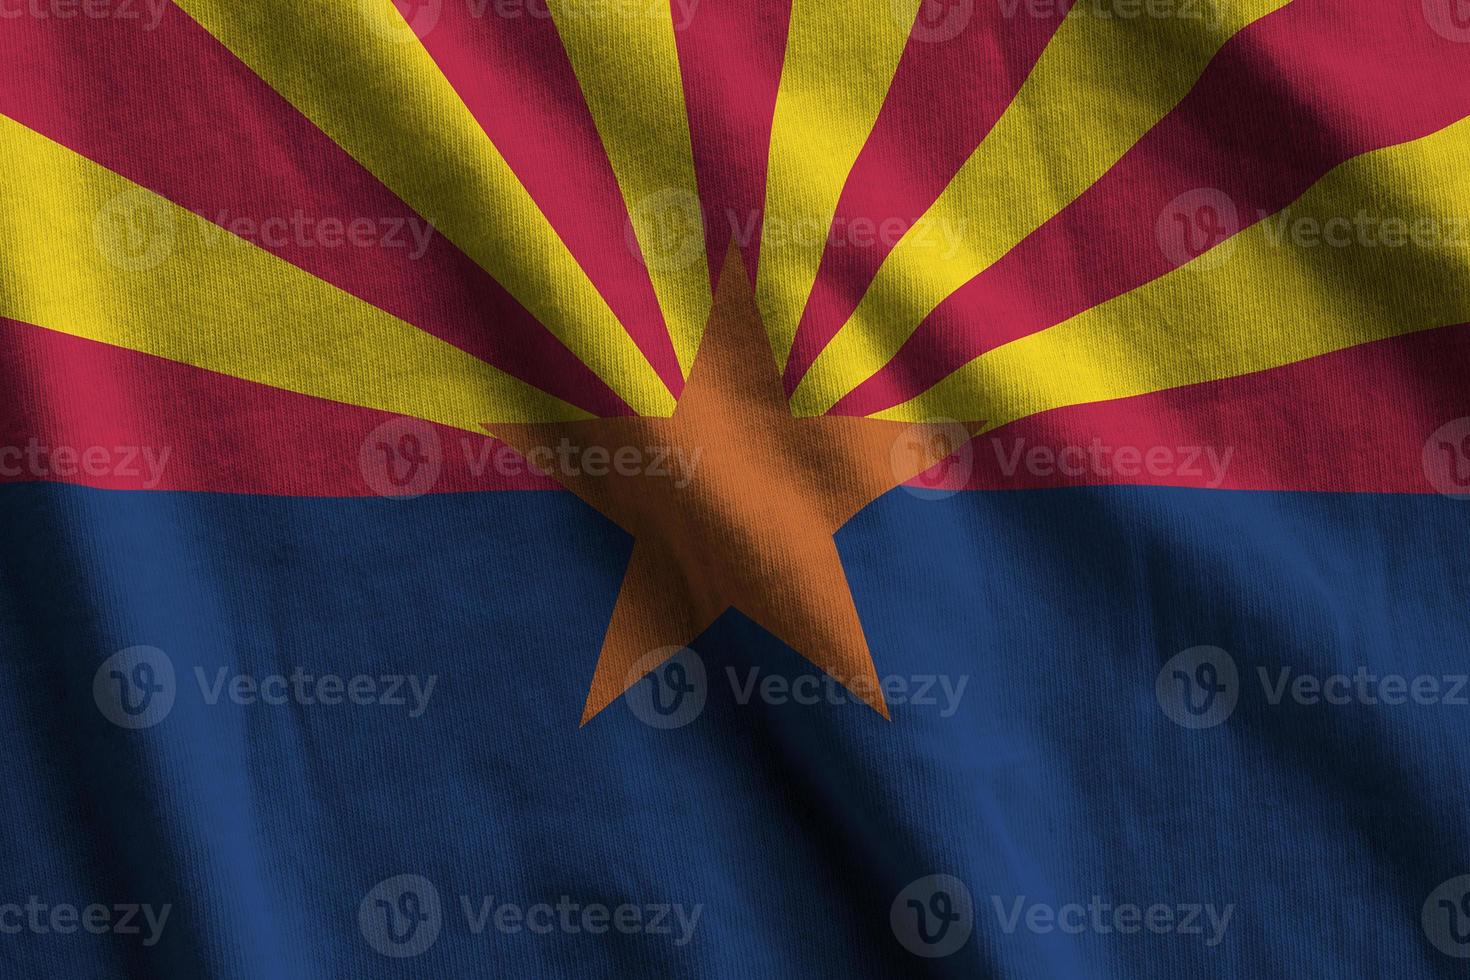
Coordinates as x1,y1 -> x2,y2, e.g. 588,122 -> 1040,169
489,246 -> 973,725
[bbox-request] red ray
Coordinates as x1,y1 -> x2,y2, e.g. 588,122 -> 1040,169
834,0 -> 1470,416
947,323 -> 1470,495
409,1 -> 685,397
6,312 -> 1465,497
0,317 -> 560,496
0,9 -> 630,417
782,0 -> 1072,391
675,0 -> 793,287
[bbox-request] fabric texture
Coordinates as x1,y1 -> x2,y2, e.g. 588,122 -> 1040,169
2,1 -> 1470,977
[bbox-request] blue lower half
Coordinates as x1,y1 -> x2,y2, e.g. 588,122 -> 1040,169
0,482 -> 1467,978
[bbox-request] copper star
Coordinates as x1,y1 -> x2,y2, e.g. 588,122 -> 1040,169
488,248 -> 972,725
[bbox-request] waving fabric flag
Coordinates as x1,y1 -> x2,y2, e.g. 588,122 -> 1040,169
2,1 -> 1470,976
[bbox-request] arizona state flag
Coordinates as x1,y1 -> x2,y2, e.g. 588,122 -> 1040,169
3,0 -> 1470,976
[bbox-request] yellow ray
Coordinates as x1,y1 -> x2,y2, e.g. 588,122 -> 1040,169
549,0 -> 711,376
0,114 -> 587,430
792,0 -> 1294,415
873,113 -> 1470,426
756,0 -> 922,369
174,0 -> 674,416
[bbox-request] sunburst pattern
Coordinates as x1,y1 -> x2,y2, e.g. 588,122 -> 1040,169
2,0 -> 1469,496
